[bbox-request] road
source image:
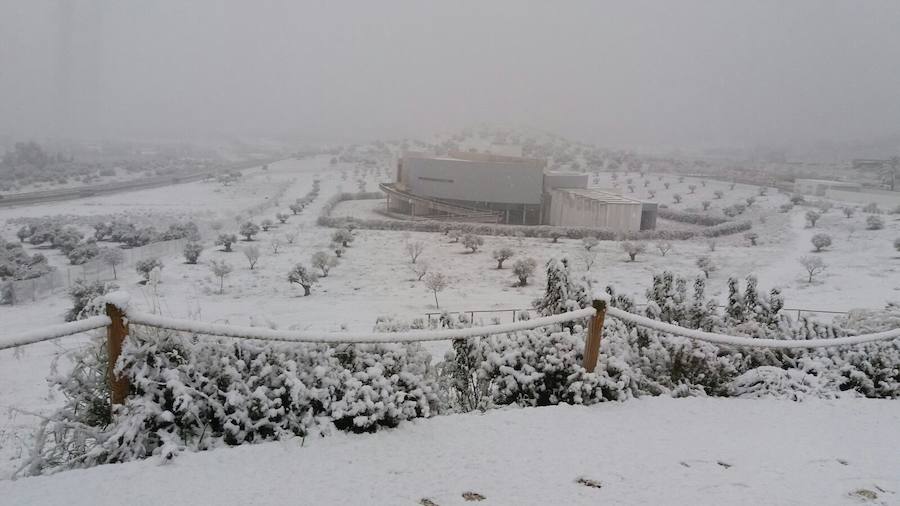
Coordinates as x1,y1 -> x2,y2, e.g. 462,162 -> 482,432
0,157 -> 281,208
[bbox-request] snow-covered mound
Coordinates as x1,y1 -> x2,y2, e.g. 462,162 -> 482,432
2,397 -> 897,506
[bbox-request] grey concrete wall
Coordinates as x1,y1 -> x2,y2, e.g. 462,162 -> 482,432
402,157 -> 544,205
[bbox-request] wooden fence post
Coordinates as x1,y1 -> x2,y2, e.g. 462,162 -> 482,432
106,303 -> 130,411
583,298 -> 608,373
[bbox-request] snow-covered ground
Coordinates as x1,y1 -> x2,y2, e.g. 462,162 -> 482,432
1,154 -> 898,488
2,398 -> 897,505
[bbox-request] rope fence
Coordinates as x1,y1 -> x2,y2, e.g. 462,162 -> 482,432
2,291 -> 900,413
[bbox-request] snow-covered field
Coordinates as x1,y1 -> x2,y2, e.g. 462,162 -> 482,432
1,398 -> 897,505
1,154 -> 898,492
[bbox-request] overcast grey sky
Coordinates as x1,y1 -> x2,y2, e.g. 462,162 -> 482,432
1,1 -> 899,149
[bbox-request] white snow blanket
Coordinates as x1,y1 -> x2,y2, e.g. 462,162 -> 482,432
2,397 -> 897,505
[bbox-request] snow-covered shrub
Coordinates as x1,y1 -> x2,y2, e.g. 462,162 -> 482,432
461,234 -> 483,253
512,257 -> 537,286
866,215 -> 884,230
28,326 -> 443,475
65,279 -> 114,321
65,240 -> 100,265
311,251 -> 338,276
621,241 -> 646,261
135,258 -> 163,283
730,367 -> 835,400
182,242 -> 202,264
492,247 -> 514,268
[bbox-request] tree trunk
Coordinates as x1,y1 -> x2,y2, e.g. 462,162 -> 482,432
497,260 -> 503,269
303,284 -> 311,296
433,291 -> 439,308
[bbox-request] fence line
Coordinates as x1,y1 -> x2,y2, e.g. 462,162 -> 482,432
0,315 -> 110,352
605,306 -> 900,349
126,307 -> 596,344
2,238 -> 187,305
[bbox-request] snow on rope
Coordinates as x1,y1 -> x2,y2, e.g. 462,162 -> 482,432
125,307 -> 597,344
606,306 -> 900,349
0,315 -> 111,352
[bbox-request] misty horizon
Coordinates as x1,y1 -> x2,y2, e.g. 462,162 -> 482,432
2,1 -> 900,152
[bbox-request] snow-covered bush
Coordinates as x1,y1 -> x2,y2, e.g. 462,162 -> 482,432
65,279 -> 114,322
621,241 -> 646,261
135,258 -> 163,283
28,326 -> 442,475
182,242 -> 202,264
866,215 -> 884,230
512,257 -> 537,286
66,240 -> 100,265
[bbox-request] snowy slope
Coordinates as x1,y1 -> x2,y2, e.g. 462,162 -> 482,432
2,398 -> 897,506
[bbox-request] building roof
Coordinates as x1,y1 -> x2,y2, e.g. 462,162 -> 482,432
554,188 -> 645,204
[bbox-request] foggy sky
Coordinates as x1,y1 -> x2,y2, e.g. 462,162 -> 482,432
1,1 -> 899,149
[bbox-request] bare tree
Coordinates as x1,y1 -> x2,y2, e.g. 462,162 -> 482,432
696,256 -> 716,278
512,257 -> 537,286
621,241 -> 646,261
424,272 -> 449,308
243,245 -> 260,270
311,251 -> 338,277
284,231 -> 298,245
707,240 -> 717,252
405,240 -> 425,263
492,247 -> 514,269
579,251 -> 597,271
209,259 -> 233,294
655,241 -> 672,256
270,238 -> 282,255
799,256 -> 826,283
409,259 -> 429,281
99,247 -> 125,279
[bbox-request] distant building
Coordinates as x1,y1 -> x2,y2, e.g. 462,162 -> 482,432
381,151 -> 656,232
793,179 -> 861,196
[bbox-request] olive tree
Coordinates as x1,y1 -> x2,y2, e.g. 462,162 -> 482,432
512,257 -> 537,286
424,272 -> 449,308
311,251 -> 338,277
621,241 -> 646,261
183,242 -> 203,264
209,259 -> 232,294
696,256 -> 716,278
216,233 -> 237,252
462,234 -> 484,253
492,247 -> 514,269
287,263 -> 318,296
811,233 -> 832,252
239,221 -> 260,241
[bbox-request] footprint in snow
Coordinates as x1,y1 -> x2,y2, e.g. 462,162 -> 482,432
418,499 -> 439,506
462,491 -> 486,501
576,477 -> 603,489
